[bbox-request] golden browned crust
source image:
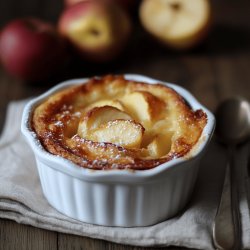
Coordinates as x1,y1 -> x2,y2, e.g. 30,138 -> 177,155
32,75 -> 207,170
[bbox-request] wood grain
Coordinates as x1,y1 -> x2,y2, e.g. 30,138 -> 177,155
57,233 -> 180,250
0,0 -> 250,249
0,219 -> 57,250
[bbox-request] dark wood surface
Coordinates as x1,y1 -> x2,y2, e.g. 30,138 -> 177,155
0,0 -> 250,249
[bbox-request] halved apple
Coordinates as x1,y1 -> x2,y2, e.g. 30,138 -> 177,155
121,91 -> 165,126
139,0 -> 211,50
78,105 -> 131,137
147,132 -> 172,157
88,119 -> 145,149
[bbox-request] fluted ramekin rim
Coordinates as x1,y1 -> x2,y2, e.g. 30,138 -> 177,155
21,74 -> 215,182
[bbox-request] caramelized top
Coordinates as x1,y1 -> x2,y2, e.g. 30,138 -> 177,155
32,75 -> 207,170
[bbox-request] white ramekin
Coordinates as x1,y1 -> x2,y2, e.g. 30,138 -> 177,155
21,74 -> 215,227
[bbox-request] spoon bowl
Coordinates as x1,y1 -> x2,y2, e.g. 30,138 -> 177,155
215,97 -> 250,145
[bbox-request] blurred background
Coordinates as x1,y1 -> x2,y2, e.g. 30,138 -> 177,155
0,0 -> 249,123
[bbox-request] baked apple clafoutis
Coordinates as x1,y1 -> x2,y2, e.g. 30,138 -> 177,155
32,75 -> 207,170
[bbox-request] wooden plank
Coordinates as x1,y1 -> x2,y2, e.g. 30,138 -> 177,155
57,233 -> 182,250
0,219 -> 57,250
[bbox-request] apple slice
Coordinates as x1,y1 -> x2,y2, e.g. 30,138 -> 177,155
88,119 -> 145,149
147,133 -> 172,157
121,91 -> 165,126
139,0 -> 211,50
85,99 -> 125,111
78,105 -> 131,137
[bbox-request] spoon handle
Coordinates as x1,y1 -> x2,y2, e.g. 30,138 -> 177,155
212,147 -> 241,250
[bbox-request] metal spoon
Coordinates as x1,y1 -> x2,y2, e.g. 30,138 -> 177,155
213,97 -> 250,250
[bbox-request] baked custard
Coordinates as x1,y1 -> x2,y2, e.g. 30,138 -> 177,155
32,75 -> 207,170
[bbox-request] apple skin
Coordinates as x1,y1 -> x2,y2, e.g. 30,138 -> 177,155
0,18 -> 67,82
58,1 -> 131,62
64,0 -> 137,11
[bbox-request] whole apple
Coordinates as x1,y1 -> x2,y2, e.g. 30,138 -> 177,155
0,18 -> 67,82
58,1 -> 131,62
139,0 -> 211,50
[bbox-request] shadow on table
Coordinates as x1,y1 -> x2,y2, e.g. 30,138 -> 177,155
23,24 -> 250,88
128,24 -> 250,58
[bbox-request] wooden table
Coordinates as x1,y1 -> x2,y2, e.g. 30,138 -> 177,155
0,0 -> 250,249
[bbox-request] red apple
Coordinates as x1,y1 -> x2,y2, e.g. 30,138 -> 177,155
64,0 -> 137,11
58,1 -> 131,62
0,18 -> 67,81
